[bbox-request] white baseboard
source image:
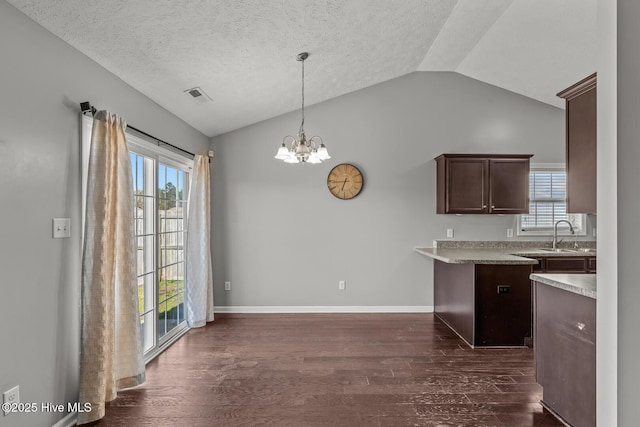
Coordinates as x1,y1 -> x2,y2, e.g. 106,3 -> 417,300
214,306 -> 434,314
52,412 -> 76,427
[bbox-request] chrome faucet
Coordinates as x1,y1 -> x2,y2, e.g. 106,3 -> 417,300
553,220 -> 575,249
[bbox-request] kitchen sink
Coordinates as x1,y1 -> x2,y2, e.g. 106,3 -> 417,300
536,248 -> 596,254
576,248 -> 597,254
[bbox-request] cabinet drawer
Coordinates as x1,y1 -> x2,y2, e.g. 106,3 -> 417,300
545,257 -> 587,272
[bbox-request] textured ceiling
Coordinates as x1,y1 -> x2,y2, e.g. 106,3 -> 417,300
7,0 -> 596,137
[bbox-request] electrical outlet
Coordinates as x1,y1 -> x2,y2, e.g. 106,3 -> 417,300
446,228 -> 454,238
224,281 -> 231,291
52,218 -> 71,239
338,280 -> 346,290
3,385 -> 19,416
507,228 -> 514,238
432,240 -> 438,248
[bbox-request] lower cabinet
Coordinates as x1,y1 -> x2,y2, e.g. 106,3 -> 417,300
534,281 -> 596,427
532,256 -> 596,273
434,261 -> 532,346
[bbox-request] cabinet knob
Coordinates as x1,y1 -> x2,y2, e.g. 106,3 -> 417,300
483,205 -> 487,209
491,205 -> 496,209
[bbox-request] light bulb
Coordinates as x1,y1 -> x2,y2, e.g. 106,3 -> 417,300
317,143 -> 331,160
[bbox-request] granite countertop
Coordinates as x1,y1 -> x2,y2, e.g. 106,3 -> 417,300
414,247 -> 538,265
530,273 -> 597,299
414,241 -> 597,265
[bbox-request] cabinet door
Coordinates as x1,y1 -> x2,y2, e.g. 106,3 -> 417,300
489,159 -> 530,214
445,158 -> 488,214
558,74 -> 597,214
566,88 -> 597,213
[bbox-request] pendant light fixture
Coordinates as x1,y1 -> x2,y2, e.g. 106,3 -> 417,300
275,52 -> 330,164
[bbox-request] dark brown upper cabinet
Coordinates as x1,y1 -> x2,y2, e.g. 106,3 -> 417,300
557,73 -> 597,214
435,154 -> 533,214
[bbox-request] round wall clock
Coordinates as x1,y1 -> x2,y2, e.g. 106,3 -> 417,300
327,163 -> 364,200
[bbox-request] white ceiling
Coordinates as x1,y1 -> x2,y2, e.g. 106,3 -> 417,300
7,0 -> 596,138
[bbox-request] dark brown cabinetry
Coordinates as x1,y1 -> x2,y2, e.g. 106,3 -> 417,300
557,74 -> 597,214
434,261 -> 532,346
532,256 -> 596,273
435,154 -> 533,214
534,282 -> 595,427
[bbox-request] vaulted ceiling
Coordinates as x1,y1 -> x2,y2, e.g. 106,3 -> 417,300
7,0 -> 596,137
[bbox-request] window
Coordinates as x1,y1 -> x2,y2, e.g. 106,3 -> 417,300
82,116 -> 192,361
517,164 -> 585,236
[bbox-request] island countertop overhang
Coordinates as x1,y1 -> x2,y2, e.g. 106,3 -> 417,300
530,273 -> 596,299
415,247 -> 538,265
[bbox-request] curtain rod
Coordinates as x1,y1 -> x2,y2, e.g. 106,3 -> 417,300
80,101 -> 209,162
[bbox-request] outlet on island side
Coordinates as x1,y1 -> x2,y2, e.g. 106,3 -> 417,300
497,285 -> 511,294
338,280 -> 346,291
224,281 -> 231,291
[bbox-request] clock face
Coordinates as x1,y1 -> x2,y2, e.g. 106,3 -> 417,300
327,163 -> 364,200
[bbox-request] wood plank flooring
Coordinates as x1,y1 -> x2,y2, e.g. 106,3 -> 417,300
89,313 -> 562,426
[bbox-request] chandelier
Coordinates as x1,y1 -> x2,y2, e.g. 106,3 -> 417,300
275,52 -> 330,164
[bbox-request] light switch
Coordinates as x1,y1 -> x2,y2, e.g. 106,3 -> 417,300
53,218 -> 71,238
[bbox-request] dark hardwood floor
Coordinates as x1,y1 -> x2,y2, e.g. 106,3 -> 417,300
91,313 -> 562,426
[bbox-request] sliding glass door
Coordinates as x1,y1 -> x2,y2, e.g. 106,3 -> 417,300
157,163 -> 188,339
130,144 -> 191,356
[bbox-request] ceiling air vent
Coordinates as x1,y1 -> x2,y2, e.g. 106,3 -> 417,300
183,86 -> 212,104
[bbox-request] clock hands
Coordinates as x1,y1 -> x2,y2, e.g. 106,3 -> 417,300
327,164 -> 364,199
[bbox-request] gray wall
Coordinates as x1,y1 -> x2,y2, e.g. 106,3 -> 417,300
0,2 -> 209,426
210,71 -> 570,309
596,0 -> 617,424
613,0 -> 640,424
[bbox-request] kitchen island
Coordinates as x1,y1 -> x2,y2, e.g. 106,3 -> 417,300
415,241 -> 596,347
432,260 -> 533,346
531,273 -> 596,427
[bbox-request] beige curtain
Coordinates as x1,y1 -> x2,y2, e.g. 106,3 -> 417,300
186,154 -> 214,327
78,111 -> 145,424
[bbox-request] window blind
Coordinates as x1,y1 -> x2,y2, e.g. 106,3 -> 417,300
520,169 -> 583,232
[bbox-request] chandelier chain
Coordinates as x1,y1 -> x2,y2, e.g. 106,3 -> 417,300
300,57 -> 305,131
